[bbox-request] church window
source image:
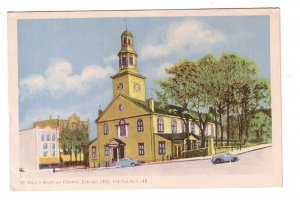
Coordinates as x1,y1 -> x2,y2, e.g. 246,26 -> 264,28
122,54 -> 127,65
191,121 -> 195,134
158,141 -> 165,155
128,39 -> 131,45
137,118 -> 144,132
92,146 -> 97,159
157,116 -> 164,133
182,121 -> 187,134
103,123 -> 109,135
123,38 -> 127,45
119,120 -> 127,137
129,56 -> 133,65
171,119 -> 177,134
138,143 -> 144,156
104,146 -> 110,156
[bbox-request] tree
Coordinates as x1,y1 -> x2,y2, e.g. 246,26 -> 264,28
59,127 -> 89,166
156,61 -> 196,150
156,52 -> 271,149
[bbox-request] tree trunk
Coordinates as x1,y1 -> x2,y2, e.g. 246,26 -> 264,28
218,105 -> 224,146
226,102 -> 230,145
214,111 -> 218,147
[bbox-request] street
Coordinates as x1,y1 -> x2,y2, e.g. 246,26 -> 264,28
21,146 -> 273,178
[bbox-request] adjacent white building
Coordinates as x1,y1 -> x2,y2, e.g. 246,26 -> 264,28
19,126 -> 60,170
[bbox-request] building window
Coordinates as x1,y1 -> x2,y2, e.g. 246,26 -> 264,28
137,118 -> 144,132
182,121 -> 187,134
52,133 -> 56,141
158,141 -> 165,155
41,134 -> 45,141
50,143 -> 55,149
103,123 -> 109,135
129,56 -> 133,65
92,146 -> 97,159
119,120 -> 128,137
51,150 -> 55,156
157,116 -> 164,133
138,143 -> 145,156
43,151 -> 48,157
123,38 -> 127,45
72,123 -> 77,130
128,39 -> 131,45
63,122 -> 67,129
104,146 -> 110,156
46,134 -> 51,141
171,119 -> 177,134
43,143 -> 48,149
122,54 -> 127,65
191,121 -> 195,134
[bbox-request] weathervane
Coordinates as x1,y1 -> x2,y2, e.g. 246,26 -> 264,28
123,18 -> 127,31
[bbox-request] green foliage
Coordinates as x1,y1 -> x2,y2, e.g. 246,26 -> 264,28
156,52 -> 271,144
58,127 -> 89,166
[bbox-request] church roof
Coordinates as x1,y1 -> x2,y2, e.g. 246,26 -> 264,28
121,30 -> 133,37
157,133 -> 200,141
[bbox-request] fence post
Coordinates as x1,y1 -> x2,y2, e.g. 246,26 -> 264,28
207,136 -> 215,156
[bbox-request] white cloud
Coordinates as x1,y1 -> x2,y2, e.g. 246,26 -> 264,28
140,21 -> 225,60
20,59 -> 115,100
20,74 -> 47,100
154,63 -> 173,79
103,54 -> 118,64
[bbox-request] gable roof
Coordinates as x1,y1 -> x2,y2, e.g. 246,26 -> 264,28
89,138 -> 98,145
95,94 -> 151,122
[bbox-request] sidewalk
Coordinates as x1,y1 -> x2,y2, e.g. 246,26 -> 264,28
143,143 -> 272,165
53,143 -> 272,171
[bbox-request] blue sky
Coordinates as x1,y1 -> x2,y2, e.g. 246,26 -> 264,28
18,16 -> 270,139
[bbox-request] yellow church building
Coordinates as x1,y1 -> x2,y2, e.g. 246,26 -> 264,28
89,30 -> 215,167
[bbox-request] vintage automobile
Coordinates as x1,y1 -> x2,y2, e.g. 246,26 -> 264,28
116,158 -> 141,168
211,153 -> 239,164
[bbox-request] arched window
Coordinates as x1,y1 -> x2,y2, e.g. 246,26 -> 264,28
182,121 -> 187,134
123,37 -> 127,45
119,120 -> 126,137
121,54 -> 127,65
191,121 -> 195,134
157,116 -> 164,133
103,123 -> 109,135
137,118 -> 144,132
171,119 -> 177,134
128,39 -> 131,45
129,56 -> 133,65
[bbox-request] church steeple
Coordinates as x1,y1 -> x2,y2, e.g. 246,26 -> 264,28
118,30 -> 138,73
111,30 -> 146,101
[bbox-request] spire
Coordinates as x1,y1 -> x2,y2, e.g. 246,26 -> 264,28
118,29 -> 137,72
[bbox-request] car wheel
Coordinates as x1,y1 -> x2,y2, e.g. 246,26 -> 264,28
231,157 -> 238,162
131,163 -> 136,167
215,158 -> 222,164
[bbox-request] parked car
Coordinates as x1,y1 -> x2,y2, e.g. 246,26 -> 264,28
211,153 -> 239,164
116,158 -> 141,168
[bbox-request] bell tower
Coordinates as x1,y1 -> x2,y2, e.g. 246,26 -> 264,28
111,30 -> 146,101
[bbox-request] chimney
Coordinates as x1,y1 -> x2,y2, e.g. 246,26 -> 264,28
98,109 -> 103,117
148,98 -> 155,112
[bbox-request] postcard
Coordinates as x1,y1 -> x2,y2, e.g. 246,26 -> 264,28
8,8 -> 281,190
